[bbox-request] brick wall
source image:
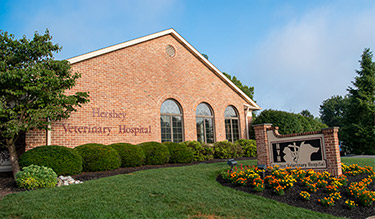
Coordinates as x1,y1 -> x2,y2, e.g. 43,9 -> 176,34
322,127 -> 342,176
253,124 -> 342,176
26,34 -> 253,149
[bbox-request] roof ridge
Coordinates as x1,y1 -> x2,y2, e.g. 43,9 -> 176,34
67,29 -> 261,110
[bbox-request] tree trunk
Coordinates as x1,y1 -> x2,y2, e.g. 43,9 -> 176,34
5,138 -> 20,180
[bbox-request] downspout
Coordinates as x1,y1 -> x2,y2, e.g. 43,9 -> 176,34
245,106 -> 250,139
46,118 -> 51,146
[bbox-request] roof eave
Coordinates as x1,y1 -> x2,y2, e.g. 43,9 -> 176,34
66,28 -> 261,110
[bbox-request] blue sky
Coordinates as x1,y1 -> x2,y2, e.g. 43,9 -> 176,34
1,0 -> 375,117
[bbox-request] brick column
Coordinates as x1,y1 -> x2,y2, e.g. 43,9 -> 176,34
322,127 -> 342,176
253,123 -> 273,167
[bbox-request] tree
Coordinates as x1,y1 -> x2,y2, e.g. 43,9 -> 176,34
0,30 -> 90,178
253,109 -> 327,135
199,54 -> 254,100
341,48 -> 375,155
300,110 -> 314,119
223,72 -> 255,100
201,53 -> 209,60
319,95 -> 347,127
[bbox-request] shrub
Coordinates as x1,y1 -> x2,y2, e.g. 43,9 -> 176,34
19,145 -> 83,176
109,143 -> 145,167
74,143 -> 121,172
180,141 -> 205,161
163,142 -> 193,163
138,142 -> 170,165
202,144 -> 215,160
16,164 -> 57,190
213,141 -> 243,159
235,139 -> 257,157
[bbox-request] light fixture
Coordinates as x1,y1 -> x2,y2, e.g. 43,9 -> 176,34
227,159 -> 237,172
257,164 -> 266,179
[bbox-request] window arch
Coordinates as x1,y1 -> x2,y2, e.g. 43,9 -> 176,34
225,106 -> 240,142
196,103 -> 215,144
160,99 -> 184,143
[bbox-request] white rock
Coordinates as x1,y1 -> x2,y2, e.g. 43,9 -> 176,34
56,175 -> 83,187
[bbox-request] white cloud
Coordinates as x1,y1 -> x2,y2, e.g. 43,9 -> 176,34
247,5 -> 375,116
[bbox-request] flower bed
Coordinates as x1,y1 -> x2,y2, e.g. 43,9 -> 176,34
219,163 -> 375,218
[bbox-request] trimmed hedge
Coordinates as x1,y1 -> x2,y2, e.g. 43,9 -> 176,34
180,141 -> 215,161
19,145 -> 83,176
138,142 -> 170,165
74,143 -> 121,172
201,143 -> 215,160
213,141 -> 243,159
235,139 -> 257,157
110,143 -> 145,167
163,142 -> 193,164
180,141 -> 205,161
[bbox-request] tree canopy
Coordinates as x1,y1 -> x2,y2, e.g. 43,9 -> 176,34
223,72 -> 255,100
319,95 -> 347,127
299,110 -> 314,119
199,54 -> 255,101
341,48 -> 375,154
0,30 -> 90,177
253,109 -> 327,135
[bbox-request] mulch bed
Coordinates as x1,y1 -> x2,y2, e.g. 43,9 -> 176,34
217,173 -> 375,219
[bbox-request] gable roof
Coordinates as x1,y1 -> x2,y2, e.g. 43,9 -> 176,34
67,28 -> 261,110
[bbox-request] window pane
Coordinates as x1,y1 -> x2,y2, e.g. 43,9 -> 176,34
196,103 -> 212,116
161,99 -> 181,114
196,118 -> 205,143
232,119 -> 239,142
172,116 -> 183,143
160,115 -> 171,142
224,106 -> 237,117
205,118 -> 214,143
225,119 -> 232,142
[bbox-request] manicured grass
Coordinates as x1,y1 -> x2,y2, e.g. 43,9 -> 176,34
341,157 -> 375,168
0,159 -> 358,218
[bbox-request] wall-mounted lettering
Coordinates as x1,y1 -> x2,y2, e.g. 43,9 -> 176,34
62,123 -> 112,136
119,125 -> 151,136
61,123 -> 152,136
92,108 -> 126,121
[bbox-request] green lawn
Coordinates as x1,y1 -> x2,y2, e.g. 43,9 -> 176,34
341,157 -> 375,168
1,157 -> 372,218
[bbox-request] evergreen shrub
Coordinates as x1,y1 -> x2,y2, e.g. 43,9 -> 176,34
138,142 -> 170,165
235,139 -> 257,157
163,142 -> 193,163
213,141 -> 243,159
202,143 -> 215,160
19,145 -> 83,175
109,143 -> 145,167
74,143 -> 121,172
181,141 -> 205,161
16,164 -> 57,190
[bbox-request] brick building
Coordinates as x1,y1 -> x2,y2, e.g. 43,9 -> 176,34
25,29 -> 261,150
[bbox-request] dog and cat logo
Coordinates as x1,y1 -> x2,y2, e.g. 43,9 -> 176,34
271,139 -> 324,165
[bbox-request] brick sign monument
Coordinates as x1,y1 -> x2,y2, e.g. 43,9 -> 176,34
253,124 -> 342,176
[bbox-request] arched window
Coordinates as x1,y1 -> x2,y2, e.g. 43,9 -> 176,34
196,103 -> 215,144
225,106 -> 240,142
160,99 -> 183,143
